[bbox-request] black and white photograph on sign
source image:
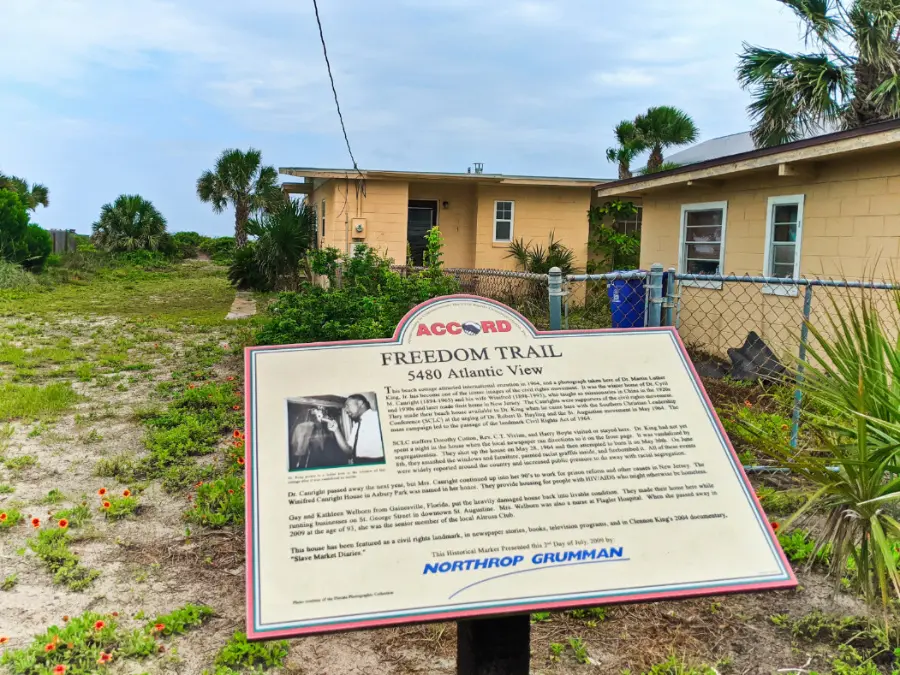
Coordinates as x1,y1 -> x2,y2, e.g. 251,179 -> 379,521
286,392 -> 385,471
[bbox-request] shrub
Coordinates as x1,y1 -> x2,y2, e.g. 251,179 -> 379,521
0,191 -> 29,261
766,289 -> 900,608
245,198 -> 316,290
228,242 -> 270,291
0,260 -> 37,290
199,236 -> 235,263
185,476 -> 245,528
208,632 -> 289,673
256,231 -> 459,346
172,231 -> 205,258
506,231 -> 576,274
147,603 -> 214,636
91,194 -> 170,253
99,493 -> 139,520
16,224 -> 52,271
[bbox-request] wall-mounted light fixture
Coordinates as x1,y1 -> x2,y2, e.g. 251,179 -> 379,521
442,201 -> 450,209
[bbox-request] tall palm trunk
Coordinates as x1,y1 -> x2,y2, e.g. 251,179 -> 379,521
235,202 -> 250,248
618,164 -> 632,180
647,145 -> 665,172
847,61 -> 891,128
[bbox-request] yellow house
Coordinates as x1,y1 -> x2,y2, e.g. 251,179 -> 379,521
280,167 -> 604,270
593,118 -> 900,355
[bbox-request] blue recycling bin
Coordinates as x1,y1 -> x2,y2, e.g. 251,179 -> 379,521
607,272 -> 646,328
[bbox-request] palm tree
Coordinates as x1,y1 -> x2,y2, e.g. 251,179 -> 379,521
0,173 -> 49,211
606,120 -> 646,179
196,149 -> 281,248
92,194 -> 169,252
248,198 -> 317,290
738,0 -> 900,148
634,106 -> 699,172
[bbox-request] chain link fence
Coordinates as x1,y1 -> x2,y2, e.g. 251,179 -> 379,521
392,266 -> 552,329
674,273 -> 900,365
563,272 -> 650,330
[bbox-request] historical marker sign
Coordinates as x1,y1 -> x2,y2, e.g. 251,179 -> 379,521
244,295 -> 795,640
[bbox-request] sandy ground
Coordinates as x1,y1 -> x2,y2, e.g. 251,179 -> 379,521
0,307 -> 884,675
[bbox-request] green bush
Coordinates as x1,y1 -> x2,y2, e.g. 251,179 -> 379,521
0,260 -> 37,290
172,231 -> 205,258
186,475 -> 245,528
16,224 -> 52,271
228,242 -> 270,291
200,236 -> 235,263
91,194 -> 170,253
256,231 -> 459,346
0,191 -> 29,261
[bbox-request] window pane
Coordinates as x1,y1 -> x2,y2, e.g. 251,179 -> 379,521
495,220 -> 511,241
686,259 -> 719,274
773,223 -> 796,242
773,244 -> 795,264
773,204 -> 798,224
496,202 -> 512,219
686,243 -> 720,260
772,263 -> 795,278
685,209 -> 722,227
685,225 -> 721,243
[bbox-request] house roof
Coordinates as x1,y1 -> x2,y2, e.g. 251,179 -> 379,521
665,132 -> 755,165
280,167 -> 610,188
596,117 -> 900,198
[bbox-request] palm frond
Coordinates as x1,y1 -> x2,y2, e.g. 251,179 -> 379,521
739,45 -> 849,146
778,0 -> 844,45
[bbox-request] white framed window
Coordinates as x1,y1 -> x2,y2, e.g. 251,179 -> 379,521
493,200 -> 514,242
763,194 -> 804,296
679,201 -> 728,289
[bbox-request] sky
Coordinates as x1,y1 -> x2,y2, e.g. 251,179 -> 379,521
0,1 -> 807,236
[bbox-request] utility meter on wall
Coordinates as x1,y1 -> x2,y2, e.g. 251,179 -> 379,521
351,218 -> 367,239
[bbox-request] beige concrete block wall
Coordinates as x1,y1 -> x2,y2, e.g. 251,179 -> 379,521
638,148 -> 900,358
317,180 -> 409,261
408,182 -> 477,268
473,185 -> 591,270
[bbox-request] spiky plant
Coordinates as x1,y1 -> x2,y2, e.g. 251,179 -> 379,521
91,195 -> 169,252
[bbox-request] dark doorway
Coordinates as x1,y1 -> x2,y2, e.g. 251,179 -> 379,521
407,200 -> 437,266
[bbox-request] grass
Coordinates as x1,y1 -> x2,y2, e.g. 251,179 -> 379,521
205,632 -> 288,674
27,527 -> 100,592
0,262 -> 235,324
0,382 -> 79,421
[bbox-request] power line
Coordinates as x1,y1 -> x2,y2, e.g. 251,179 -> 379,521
312,0 -> 363,178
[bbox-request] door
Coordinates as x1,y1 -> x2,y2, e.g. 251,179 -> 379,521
407,200 -> 437,266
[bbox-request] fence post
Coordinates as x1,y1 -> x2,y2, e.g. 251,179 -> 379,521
790,285 -> 814,449
663,267 -> 676,327
548,267 -> 562,331
647,263 -> 664,328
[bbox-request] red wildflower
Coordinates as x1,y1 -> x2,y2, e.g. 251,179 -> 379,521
102,501 -> 111,509
31,518 -> 40,528
153,623 -> 165,633
223,343 -> 229,349
97,652 -> 112,665
44,643 -> 56,652
57,519 -> 69,529
159,645 -> 166,653
226,376 -> 235,382
94,620 -> 106,630
228,489 -> 234,495
62,615 -> 69,622
0,636 -> 7,645
771,521 -> 780,532
232,405 -> 241,411
97,488 -> 107,496
111,612 -> 119,617
0,513 -> 6,522
194,481 -> 203,487
236,457 -> 245,466
122,489 -> 131,497
53,666 -> 67,675
744,400 -> 753,408
232,430 -> 243,439
154,343 -> 159,349
188,384 -> 195,390
66,643 -> 73,649
232,440 -> 243,449
187,495 -> 193,502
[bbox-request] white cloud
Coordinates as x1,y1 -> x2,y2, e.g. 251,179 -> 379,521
591,69 -> 658,88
